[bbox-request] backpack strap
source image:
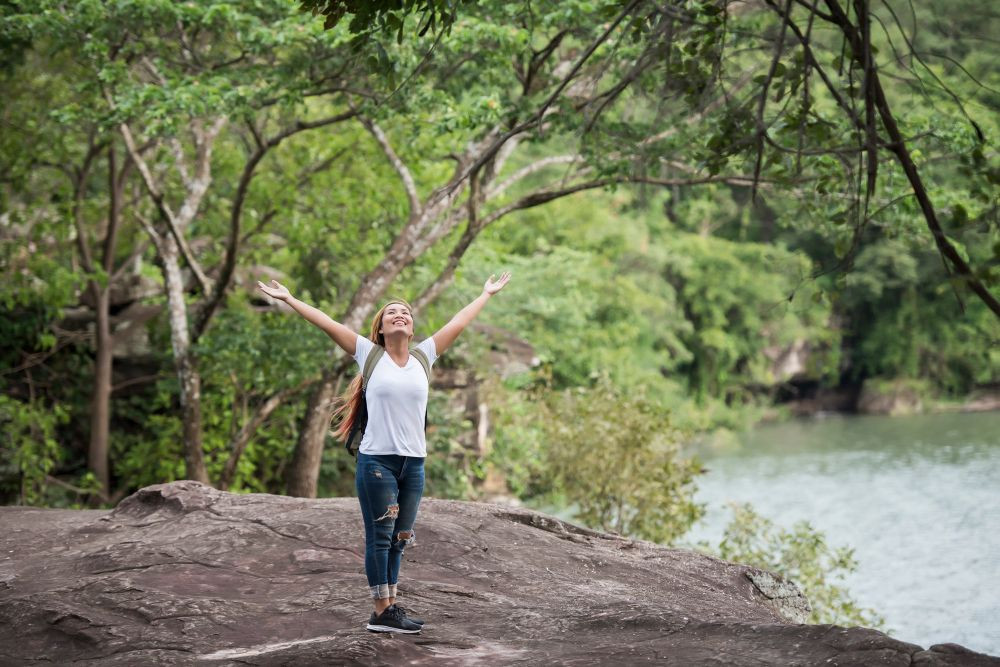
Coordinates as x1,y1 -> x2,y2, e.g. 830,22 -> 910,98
345,345 -> 384,458
362,345 -> 386,388
409,345 -> 432,383
409,345 -> 433,434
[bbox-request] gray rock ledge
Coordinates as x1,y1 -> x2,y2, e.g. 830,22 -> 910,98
0,481 -> 996,666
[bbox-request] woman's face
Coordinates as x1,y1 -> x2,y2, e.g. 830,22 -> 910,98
380,303 -> 413,339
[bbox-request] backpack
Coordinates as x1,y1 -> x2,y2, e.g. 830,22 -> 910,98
344,344 -> 432,457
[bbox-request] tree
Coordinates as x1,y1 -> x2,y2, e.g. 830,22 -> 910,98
283,0 -> 767,496
651,0 -> 1000,316
0,32 -> 139,501
3,0 -> 369,494
540,378 -> 705,543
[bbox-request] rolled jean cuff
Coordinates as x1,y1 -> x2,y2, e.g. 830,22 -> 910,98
370,584 -> 391,599
388,584 -> 398,598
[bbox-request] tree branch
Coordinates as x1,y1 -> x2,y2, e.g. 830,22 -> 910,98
192,111 -> 358,341
45,475 -> 96,496
219,379 -> 313,491
360,116 -> 421,219
485,155 -> 584,199
822,0 -> 1000,317
519,29 -> 569,95
764,0 -> 865,132
412,221 -> 480,313
441,0 -> 648,200
640,70 -> 756,148
107,103 -> 213,296
70,135 -> 105,275
413,172 -> 761,312
752,0 -> 793,201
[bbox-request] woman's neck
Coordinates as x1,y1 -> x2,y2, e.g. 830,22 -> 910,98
383,334 -> 410,362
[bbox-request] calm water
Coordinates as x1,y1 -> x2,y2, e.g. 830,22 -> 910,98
682,411 -> 1000,656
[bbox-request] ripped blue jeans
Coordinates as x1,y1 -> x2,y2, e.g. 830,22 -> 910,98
355,453 -> 424,599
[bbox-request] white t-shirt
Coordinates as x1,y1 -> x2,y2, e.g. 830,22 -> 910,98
353,334 -> 438,458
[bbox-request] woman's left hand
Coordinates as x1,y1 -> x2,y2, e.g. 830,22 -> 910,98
483,271 -> 512,296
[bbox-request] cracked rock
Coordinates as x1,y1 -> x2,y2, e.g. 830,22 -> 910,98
1,481 -> 997,666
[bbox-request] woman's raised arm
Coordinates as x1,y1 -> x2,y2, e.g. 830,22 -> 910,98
431,272 -> 511,356
257,279 -> 357,355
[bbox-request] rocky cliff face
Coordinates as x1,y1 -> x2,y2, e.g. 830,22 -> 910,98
1,481 -> 996,666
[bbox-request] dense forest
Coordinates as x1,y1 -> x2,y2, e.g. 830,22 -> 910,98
2,0 -> 998,627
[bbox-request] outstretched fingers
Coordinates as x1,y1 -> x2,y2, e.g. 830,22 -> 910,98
485,270 -> 512,294
256,279 -> 290,300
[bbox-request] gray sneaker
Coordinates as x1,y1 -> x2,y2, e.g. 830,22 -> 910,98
366,605 -> 421,633
393,605 -> 424,626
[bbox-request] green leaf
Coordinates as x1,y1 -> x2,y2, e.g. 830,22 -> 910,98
830,210 -> 848,225
951,204 -> 968,226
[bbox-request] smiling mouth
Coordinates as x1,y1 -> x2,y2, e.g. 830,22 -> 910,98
393,319 -> 406,325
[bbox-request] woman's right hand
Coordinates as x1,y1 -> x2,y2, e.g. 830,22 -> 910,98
257,279 -> 292,302
257,281 -> 356,354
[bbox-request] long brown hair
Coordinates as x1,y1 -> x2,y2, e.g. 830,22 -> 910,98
331,299 -> 414,441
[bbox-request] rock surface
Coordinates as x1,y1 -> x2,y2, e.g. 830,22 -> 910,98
1,481 -> 997,666
857,379 -> 925,416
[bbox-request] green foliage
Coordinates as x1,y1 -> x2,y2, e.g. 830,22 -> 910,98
466,243 -> 676,388
712,503 -> 886,629
484,378 -> 552,501
101,299 -> 333,497
196,301 -> 323,485
4,0 -> 358,132
840,240 -> 1000,394
531,377 -> 704,544
423,392 -> 479,499
0,300 -> 61,371
660,233 -> 836,401
0,220 -> 83,318
446,189 -> 835,418
110,384 -> 186,492
299,0 -> 468,38
0,395 -> 69,505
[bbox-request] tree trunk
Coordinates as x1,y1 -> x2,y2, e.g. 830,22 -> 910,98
87,287 -> 112,502
177,350 -> 208,484
161,237 -> 210,485
285,375 -> 338,497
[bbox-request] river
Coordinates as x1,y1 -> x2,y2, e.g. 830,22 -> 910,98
681,411 -> 1000,656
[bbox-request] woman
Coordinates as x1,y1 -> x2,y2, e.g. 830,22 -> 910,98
257,272 -> 511,633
